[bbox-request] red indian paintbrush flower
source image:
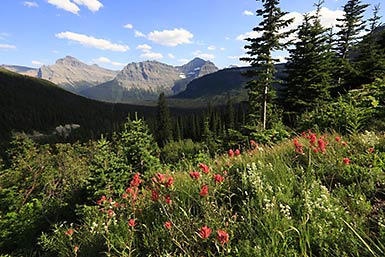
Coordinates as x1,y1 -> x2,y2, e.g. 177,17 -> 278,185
293,138 -> 303,154
166,176 -> 174,188
130,173 -> 141,187
128,218 -> 136,227
198,163 -> 209,174
213,174 -> 224,183
164,221 -> 172,229
198,226 -> 212,239
318,137 -> 326,153
228,149 -> 234,157
216,229 -> 229,245
309,133 -> 317,146
65,228 -> 74,236
235,149 -> 241,156
151,190 -> 159,201
154,173 -> 165,183
165,194 -> 172,204
107,209 -> 115,218
190,171 -> 200,180
343,157 -> 350,165
200,184 -> 209,197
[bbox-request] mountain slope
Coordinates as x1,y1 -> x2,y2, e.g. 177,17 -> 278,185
172,64 -> 286,104
0,65 -> 38,77
37,56 -> 118,93
174,67 -> 251,99
80,58 -> 219,103
0,68 -> 155,141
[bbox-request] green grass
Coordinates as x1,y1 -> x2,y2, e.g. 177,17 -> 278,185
37,131 -> 385,256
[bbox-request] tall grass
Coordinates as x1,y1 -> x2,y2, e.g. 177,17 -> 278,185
40,131 -> 385,256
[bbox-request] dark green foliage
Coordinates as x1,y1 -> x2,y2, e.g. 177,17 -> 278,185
156,93 -> 173,147
118,115 -> 160,174
335,0 -> 369,90
226,95 -> 235,130
0,68 -> 157,143
87,137 -> 132,198
299,78 -> 385,133
351,7 -> 385,86
0,134 -> 91,255
283,2 -> 334,126
241,0 -> 294,129
160,139 -> 206,164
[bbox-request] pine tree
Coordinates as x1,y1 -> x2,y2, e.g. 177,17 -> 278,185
156,93 -> 172,147
335,0 -> 369,89
226,95 -> 235,130
283,1 -> 334,126
241,0 -> 294,130
352,4 -> 385,85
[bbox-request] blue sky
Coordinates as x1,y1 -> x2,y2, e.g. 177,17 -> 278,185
0,0 -> 383,70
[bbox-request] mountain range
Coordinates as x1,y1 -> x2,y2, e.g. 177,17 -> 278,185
1,56 -> 219,103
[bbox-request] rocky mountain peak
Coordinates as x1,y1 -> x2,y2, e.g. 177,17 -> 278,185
38,56 -> 118,93
55,56 -> 84,66
178,57 -> 218,79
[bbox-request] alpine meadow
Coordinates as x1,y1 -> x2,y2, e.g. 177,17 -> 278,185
2,0 -> 385,256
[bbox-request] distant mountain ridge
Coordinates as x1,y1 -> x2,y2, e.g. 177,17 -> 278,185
0,65 -> 38,77
173,63 -> 286,100
2,56 -> 219,103
1,56 -> 118,93
38,56 -> 118,93
80,57 -> 218,103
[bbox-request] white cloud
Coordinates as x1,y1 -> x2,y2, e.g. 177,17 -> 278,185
136,44 -> 162,59
140,51 -> 163,60
147,28 -> 193,47
192,50 -> 215,60
243,10 -> 253,16
47,0 -> 80,14
316,7 -> 344,28
220,47 -> 225,51
47,0 -> 102,14
168,53 -> 175,59
207,45 -> 216,51
134,30 -> 146,38
136,44 -> 152,51
72,0 -> 103,12
0,44 -> 16,49
124,23 -> 133,29
23,1 -> 38,7
227,55 -> 240,59
55,31 -> 129,52
93,56 -> 126,66
236,31 -> 261,41
32,60 -> 44,65
236,8 -> 343,42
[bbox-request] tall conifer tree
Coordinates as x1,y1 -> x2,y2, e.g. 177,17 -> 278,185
241,0 -> 294,130
335,0 -> 369,89
352,4 -> 385,85
283,1 -> 334,125
156,93 -> 172,147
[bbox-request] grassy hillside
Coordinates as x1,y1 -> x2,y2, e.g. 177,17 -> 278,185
0,68 -> 204,143
1,126 -> 384,256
